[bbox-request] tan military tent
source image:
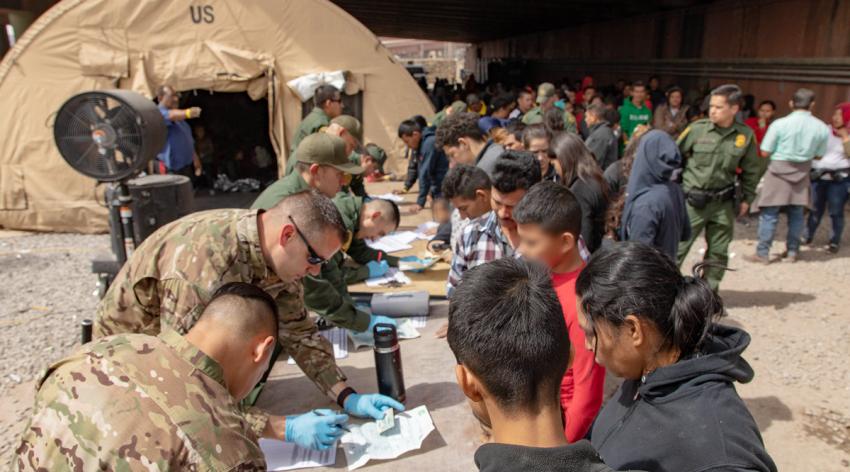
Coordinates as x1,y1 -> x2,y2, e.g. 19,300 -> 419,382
0,0 -> 434,232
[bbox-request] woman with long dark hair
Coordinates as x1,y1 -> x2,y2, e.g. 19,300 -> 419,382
576,242 -> 777,472
550,132 -> 608,252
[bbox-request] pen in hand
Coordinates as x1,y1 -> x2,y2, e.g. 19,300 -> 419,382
313,409 -> 351,432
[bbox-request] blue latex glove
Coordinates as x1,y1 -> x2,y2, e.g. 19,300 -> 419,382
366,260 -> 389,278
343,393 -> 406,419
285,409 -> 349,450
368,314 -> 397,331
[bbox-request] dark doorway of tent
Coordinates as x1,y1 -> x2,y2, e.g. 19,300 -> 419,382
178,90 -> 274,209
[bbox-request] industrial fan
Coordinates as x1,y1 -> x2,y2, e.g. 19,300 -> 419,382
53,90 -> 194,311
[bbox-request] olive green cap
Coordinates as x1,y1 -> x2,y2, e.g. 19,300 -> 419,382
536,82 -> 556,104
296,133 -> 364,174
364,143 -> 387,172
330,115 -> 363,143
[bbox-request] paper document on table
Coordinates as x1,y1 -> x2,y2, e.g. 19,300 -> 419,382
366,232 -> 417,253
364,268 -> 411,287
398,257 -> 438,272
348,318 -> 421,349
340,405 -> 435,470
414,221 -> 440,240
374,193 -> 405,203
259,438 -> 336,471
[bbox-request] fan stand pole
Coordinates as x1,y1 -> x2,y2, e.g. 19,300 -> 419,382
116,182 -> 137,262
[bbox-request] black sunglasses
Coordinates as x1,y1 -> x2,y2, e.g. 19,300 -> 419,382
288,215 -> 327,266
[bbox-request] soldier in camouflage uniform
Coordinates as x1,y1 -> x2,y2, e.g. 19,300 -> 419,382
522,82 -> 578,134
677,84 -> 765,291
253,133 -> 363,210
289,84 -> 344,155
345,143 -> 388,198
303,194 -> 403,331
94,190 -> 403,439
16,283 -> 279,471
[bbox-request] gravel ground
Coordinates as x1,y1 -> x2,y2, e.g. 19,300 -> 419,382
1,204 -> 849,469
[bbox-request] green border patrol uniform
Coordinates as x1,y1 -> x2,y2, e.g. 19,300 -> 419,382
676,118 -> 764,291
290,107 -> 330,155
303,194 -> 400,332
253,133 -> 362,210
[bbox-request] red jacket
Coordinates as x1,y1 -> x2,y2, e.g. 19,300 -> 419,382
552,267 -> 606,442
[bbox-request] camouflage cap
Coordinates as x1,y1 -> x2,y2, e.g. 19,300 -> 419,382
536,82 -> 556,104
330,115 -> 363,143
296,133 -> 364,174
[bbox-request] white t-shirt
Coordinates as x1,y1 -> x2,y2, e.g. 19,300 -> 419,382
813,132 -> 850,171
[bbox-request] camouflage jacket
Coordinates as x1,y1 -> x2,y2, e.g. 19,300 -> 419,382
14,330 -> 266,471
94,209 -> 346,433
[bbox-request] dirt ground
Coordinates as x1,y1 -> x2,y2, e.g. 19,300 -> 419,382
1,182 -> 849,469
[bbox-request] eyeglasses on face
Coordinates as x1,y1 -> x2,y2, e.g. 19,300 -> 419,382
288,215 -> 327,266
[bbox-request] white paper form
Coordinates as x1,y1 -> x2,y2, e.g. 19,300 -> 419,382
373,193 -> 405,203
365,232 -> 418,253
414,221 -> 440,240
364,268 -> 412,287
340,405 -> 435,470
259,438 -> 336,471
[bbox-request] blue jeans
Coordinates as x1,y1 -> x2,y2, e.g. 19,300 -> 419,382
805,177 -> 850,246
757,205 -> 805,257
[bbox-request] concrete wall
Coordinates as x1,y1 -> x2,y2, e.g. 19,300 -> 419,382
473,0 -> 850,118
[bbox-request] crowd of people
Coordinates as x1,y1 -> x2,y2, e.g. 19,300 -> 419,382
12,74 -> 849,471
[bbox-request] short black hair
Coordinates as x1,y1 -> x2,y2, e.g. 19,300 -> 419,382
758,100 -> 776,110
492,150 -> 541,194
448,257 -> 569,414
276,190 -> 347,244
411,115 -> 428,129
666,86 -> 683,98
632,80 -> 647,90
711,84 -> 743,107
514,181 -> 582,237
435,112 -> 485,148
491,93 -> 515,111
398,119 -> 422,138
208,282 -> 279,338
314,84 -> 340,107
442,165 -> 491,200
505,120 -> 526,141
367,198 -> 401,229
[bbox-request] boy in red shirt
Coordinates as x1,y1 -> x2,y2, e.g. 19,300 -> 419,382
513,181 -> 606,442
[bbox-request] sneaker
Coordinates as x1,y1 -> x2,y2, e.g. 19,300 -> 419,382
743,253 -> 772,265
827,244 -> 839,254
786,252 -> 798,263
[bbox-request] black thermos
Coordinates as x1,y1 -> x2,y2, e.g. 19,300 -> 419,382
373,323 -> 406,403
81,319 -> 93,344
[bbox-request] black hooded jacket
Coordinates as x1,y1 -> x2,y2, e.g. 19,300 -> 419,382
620,130 -> 690,260
591,325 -> 777,472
